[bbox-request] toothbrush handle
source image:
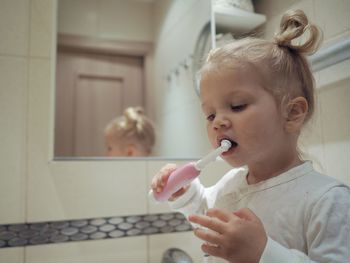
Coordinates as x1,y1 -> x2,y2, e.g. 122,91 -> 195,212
152,162 -> 200,202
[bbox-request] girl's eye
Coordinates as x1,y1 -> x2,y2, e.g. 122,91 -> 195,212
231,104 -> 247,112
206,114 -> 215,121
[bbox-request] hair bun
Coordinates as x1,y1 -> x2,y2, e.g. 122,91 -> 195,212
123,106 -> 145,132
274,9 -> 322,55
124,107 -> 144,121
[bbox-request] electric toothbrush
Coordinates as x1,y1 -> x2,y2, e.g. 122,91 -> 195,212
150,139 -> 232,202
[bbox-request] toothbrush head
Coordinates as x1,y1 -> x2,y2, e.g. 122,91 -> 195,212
220,139 -> 232,152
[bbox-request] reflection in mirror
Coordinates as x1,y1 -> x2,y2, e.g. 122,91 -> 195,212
104,106 -> 156,157
54,0 -> 212,159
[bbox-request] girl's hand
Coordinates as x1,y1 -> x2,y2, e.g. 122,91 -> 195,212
188,208 -> 267,263
151,163 -> 189,201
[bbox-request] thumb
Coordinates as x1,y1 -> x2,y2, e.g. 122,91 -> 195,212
233,208 -> 259,221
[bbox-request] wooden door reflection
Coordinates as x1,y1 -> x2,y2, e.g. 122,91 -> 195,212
55,51 -> 144,157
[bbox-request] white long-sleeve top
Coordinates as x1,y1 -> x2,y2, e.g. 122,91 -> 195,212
169,161 -> 350,263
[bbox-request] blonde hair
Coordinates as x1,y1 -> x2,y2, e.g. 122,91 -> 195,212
200,9 -> 322,123
105,107 -> 156,154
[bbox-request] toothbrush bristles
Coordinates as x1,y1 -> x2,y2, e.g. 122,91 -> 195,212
220,139 -> 232,151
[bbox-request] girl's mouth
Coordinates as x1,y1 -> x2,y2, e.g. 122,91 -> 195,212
219,138 -> 238,156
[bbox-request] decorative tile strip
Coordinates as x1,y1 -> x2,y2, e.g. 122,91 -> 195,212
0,212 -> 192,248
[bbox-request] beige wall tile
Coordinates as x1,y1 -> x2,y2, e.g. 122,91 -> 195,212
0,57 -> 27,223
0,0 -> 29,56
98,0 -> 154,42
58,0 -> 154,42
314,59 -> 350,89
149,232 -> 203,263
0,247 -> 24,263
319,78 -> 350,142
304,143 -> 327,173
30,0 -> 54,58
26,57 -> 53,220
314,0 -> 350,40
322,140 -> 350,186
57,0 -> 98,37
322,29 -> 350,47
318,78 -> 350,185
27,58 -> 51,162
299,97 -> 327,174
27,160 -> 149,221
254,0 -> 302,18
26,237 -> 147,263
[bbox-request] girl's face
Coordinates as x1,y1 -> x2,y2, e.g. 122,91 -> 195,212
200,69 -> 292,168
105,134 -> 149,157
105,135 -> 127,157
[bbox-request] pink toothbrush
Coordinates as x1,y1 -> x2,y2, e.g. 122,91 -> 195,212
150,140 -> 232,202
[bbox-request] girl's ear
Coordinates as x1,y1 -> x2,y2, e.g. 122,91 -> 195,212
284,96 -> 308,133
126,144 -> 137,157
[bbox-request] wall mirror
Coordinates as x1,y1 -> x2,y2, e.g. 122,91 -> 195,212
54,0 -> 213,159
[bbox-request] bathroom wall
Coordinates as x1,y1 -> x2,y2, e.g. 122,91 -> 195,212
0,0 -> 227,262
151,0 -> 212,157
57,0 -> 154,42
254,0 -> 350,185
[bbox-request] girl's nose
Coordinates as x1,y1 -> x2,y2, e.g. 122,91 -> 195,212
213,114 -> 231,130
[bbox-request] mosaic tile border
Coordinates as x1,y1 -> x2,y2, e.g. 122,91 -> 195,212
0,212 -> 192,248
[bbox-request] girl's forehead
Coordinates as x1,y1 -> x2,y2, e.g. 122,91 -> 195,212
200,71 -> 271,106
201,64 -> 259,82
200,68 -> 261,92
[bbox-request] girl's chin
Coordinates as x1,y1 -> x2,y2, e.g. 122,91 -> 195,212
223,157 -> 246,168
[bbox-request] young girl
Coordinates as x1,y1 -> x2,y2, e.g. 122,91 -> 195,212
151,9 -> 350,263
105,106 -> 156,157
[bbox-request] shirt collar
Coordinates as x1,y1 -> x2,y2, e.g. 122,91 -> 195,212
237,161 -> 314,193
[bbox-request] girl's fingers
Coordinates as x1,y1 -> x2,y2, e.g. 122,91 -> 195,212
151,171 -> 162,188
151,163 -> 177,192
159,164 -> 176,185
201,243 -> 222,258
161,163 -> 177,173
151,177 -> 158,190
157,175 -> 163,187
193,227 -> 222,245
151,174 -> 164,192
206,208 -> 231,223
160,173 -> 170,186
169,185 -> 189,201
188,214 -> 226,234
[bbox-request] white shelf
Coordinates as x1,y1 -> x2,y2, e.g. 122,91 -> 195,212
214,5 -> 266,33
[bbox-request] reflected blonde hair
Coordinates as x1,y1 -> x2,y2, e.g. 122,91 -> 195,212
201,9 -> 322,123
105,107 -> 156,154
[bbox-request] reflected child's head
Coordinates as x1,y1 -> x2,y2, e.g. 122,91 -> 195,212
104,107 -> 156,157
